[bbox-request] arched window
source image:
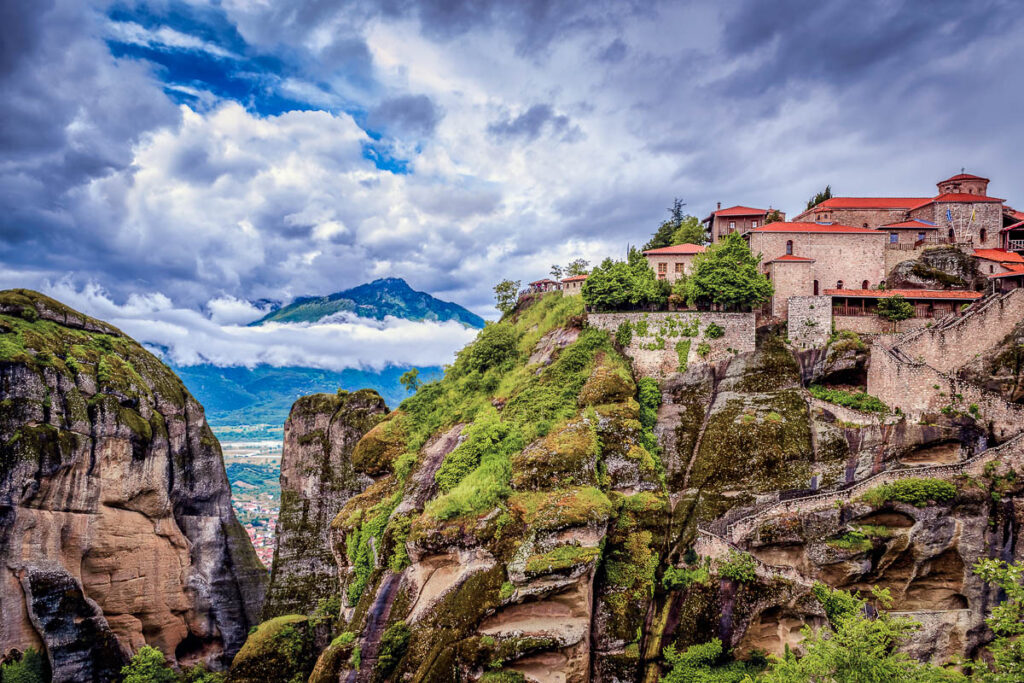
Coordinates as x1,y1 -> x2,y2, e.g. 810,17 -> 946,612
880,280 -> 886,289
862,280 -> 869,289
980,228 -> 987,243
863,223 -> 868,228
813,280 -> 819,295
949,228 -> 955,241
786,240 -> 793,255
836,280 -> 844,289
990,265 -> 995,274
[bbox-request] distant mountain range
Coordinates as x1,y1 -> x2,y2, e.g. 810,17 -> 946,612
254,277 -> 486,328
176,278 -> 483,436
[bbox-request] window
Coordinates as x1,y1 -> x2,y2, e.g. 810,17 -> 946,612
729,221 -> 736,230
949,228 -> 955,240
918,232 -> 926,241
890,233 -> 899,243
675,262 -> 684,273
862,280 -> 869,289
813,280 -> 819,295
786,240 -> 793,255
836,280 -> 844,289
658,262 -> 667,273
751,220 -> 759,228
863,223 -> 869,228
981,228 -> 987,243
990,265 -> 995,273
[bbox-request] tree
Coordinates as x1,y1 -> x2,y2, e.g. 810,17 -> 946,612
645,198 -> 690,250
399,368 -> 421,393
549,264 -> 564,280
121,646 -> 177,683
971,559 -> 1024,681
0,648 -> 48,683
878,294 -> 915,322
760,584 -> 964,682
565,258 -> 590,276
684,233 -> 773,310
670,215 -> 706,246
493,279 -> 521,316
582,250 -> 666,311
806,185 -> 833,211
765,209 -> 784,225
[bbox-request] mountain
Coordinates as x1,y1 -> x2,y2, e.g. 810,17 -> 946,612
253,277 -> 486,328
0,289 -> 266,678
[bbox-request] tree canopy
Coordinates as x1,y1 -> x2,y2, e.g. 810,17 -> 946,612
878,294 -> 915,322
684,232 -> 772,309
493,279 -> 521,316
645,198 -> 706,250
806,184 -> 833,211
582,249 -> 667,311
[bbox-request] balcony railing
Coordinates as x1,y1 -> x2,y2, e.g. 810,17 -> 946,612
1009,239 -> 1024,251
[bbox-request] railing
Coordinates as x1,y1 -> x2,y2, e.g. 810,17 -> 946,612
1009,239 -> 1024,251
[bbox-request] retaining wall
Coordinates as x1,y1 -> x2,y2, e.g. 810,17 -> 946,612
588,311 -> 755,377
787,296 -> 831,349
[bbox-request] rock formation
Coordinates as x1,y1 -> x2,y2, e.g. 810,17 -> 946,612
263,389 -> 389,618
0,289 -> 267,680
889,246 -> 982,290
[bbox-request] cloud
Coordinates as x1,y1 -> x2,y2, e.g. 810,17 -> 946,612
368,94 -> 441,137
105,20 -> 238,59
487,104 -> 581,142
206,296 -> 272,325
45,281 -> 478,371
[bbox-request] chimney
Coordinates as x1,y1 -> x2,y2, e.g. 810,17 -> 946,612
717,202 -> 721,210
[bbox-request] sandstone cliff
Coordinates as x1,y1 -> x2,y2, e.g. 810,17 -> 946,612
0,289 -> 267,681
263,389 -> 389,618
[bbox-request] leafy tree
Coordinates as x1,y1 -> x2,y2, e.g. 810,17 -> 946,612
684,233 -> 773,310
0,648 -> 48,683
806,184 -> 833,211
582,250 -> 666,311
645,198 -> 691,250
660,638 -> 761,682
760,584 -> 964,682
970,559 -> 1024,681
550,264 -> 564,280
565,258 -> 590,276
493,279 -> 521,316
400,368 -> 421,393
765,209 -> 784,225
455,322 -> 519,374
671,215 -> 706,246
878,294 -> 915,322
121,646 -> 177,683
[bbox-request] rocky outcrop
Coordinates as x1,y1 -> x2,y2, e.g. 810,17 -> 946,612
0,289 -> 267,678
888,246 -> 981,290
262,390 -> 388,619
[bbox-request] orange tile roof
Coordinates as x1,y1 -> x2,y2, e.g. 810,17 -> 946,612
643,243 -> 706,255
561,274 -> 588,282
770,254 -> 815,262
1002,220 -> 1024,233
711,205 -> 767,217
910,193 -> 1005,210
751,222 -> 884,234
940,172 -> 989,183
1007,208 -> 1024,222
824,288 -> 982,300
989,264 -> 1024,279
881,219 -> 937,229
814,197 -> 930,210
973,249 -> 1024,263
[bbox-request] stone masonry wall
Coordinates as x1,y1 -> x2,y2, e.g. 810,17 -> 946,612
769,262 -> 813,318
894,289 -> 1024,374
911,202 -> 1002,249
796,206 -> 919,228
588,311 -> 755,377
787,296 -> 831,349
749,231 -> 887,291
834,315 -> 932,335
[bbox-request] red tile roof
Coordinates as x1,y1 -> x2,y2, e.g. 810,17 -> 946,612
561,274 -> 588,282
813,197 -> 930,210
989,264 -> 1024,279
770,254 -> 815,262
881,219 -> 938,229
751,222 -> 884,234
529,279 -> 558,286
643,243 -> 706,255
974,249 -> 1024,263
924,192 -> 1004,205
1007,208 -> 1024,222
940,172 -> 989,183
1001,220 -> 1024,233
711,205 -> 767,217
824,288 -> 982,300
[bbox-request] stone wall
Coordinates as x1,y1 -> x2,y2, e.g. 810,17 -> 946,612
893,289 -> 1024,374
911,201 -> 1002,249
749,231 -> 887,292
787,296 -> 831,348
796,206 -> 918,228
644,253 -> 697,284
588,311 -> 755,377
884,244 -> 930,276
834,315 -> 932,335
768,262 -> 813,318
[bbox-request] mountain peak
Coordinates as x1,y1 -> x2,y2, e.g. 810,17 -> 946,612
254,279 -> 485,328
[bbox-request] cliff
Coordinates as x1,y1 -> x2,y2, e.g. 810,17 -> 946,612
233,292 -> 1023,682
0,289 -> 267,680
263,389 -> 389,618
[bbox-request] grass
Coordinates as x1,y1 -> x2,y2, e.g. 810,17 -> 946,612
524,544 -> 600,575
861,477 -> 957,507
809,384 -> 889,414
826,529 -> 872,552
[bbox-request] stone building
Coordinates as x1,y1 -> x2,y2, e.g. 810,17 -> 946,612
561,274 -> 587,295
642,243 -> 706,283
702,205 -> 783,243
973,248 -> 1024,277
528,279 -> 560,293
748,222 -> 886,318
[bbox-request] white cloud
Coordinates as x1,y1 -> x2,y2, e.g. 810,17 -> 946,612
43,281 -> 478,371
105,20 -> 238,59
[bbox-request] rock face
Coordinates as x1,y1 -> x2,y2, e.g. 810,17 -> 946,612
262,389 -> 388,618
0,290 -> 267,679
889,246 -> 981,290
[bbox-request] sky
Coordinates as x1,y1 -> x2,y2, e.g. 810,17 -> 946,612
2,0 -> 1023,370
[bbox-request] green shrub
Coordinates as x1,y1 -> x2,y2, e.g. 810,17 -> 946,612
615,321 -> 633,347
454,322 -> 519,375
809,384 -> 888,414
1,648 -> 49,683
696,341 -> 711,358
718,550 -> 757,583
827,529 -> 872,552
662,564 -> 710,590
121,646 -> 176,683
375,623 -> 411,678
704,322 -> 725,339
861,477 -> 957,507
675,339 -> 691,372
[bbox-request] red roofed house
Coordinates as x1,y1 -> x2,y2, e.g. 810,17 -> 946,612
702,204 -> 784,243
561,274 -> 588,296
747,222 -> 887,318
642,243 -> 706,284
1001,208 -> 1024,253
528,279 -> 560,294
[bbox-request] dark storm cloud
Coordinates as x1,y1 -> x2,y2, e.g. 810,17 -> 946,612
487,104 -> 581,142
368,94 -> 441,137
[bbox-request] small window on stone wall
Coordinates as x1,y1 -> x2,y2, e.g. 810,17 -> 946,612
837,280 -> 844,289
786,240 -> 793,255
981,228 -> 987,243
813,280 -> 819,295
862,280 -> 869,289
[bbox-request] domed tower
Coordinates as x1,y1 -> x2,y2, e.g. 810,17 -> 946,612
937,172 -> 990,196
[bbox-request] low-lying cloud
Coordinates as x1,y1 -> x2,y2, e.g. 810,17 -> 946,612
45,281 -> 479,372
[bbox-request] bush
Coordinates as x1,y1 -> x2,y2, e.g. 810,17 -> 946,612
1,648 -> 49,683
878,295 -> 915,322
375,623 -> 411,678
861,477 -> 957,507
615,321 -> 633,347
121,646 -> 176,683
455,322 -> 520,375
718,550 -> 757,583
662,564 -> 710,590
809,384 -> 889,414
675,339 -> 691,372
704,322 -> 724,339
